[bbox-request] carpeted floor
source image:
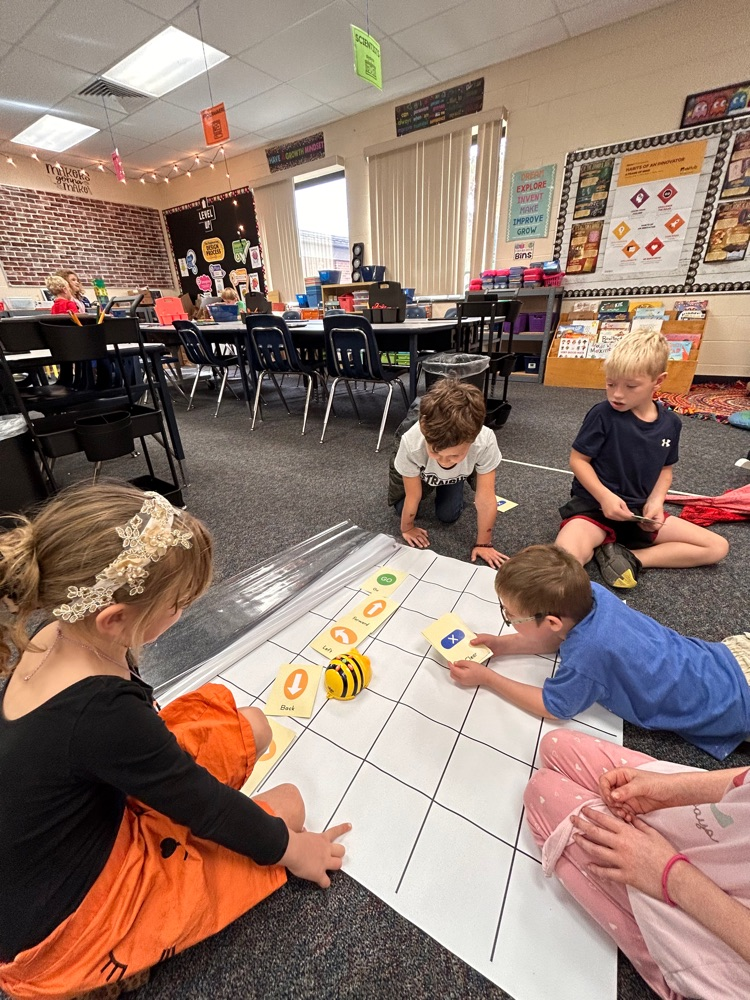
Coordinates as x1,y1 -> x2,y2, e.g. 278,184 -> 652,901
656,378 -> 750,421
32,374 -> 750,1000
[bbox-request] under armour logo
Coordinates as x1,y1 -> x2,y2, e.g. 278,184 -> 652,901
661,438 -> 671,447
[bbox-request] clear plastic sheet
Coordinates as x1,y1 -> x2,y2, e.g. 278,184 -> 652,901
145,521 -> 400,701
420,353 -> 489,377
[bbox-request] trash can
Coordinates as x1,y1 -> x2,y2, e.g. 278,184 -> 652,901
0,414 -> 51,516
75,410 -> 134,463
421,353 -> 490,392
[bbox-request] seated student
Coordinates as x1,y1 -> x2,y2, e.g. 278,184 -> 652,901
46,274 -> 81,315
525,729 -> 750,1000
555,329 -> 728,588
449,543 -> 750,760
220,286 -> 245,313
55,268 -> 92,310
0,484 -> 349,999
388,379 -> 507,568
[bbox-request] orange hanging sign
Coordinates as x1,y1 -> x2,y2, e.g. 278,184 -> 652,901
201,102 -> 230,146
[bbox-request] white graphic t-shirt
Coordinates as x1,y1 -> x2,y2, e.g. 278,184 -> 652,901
394,423 -> 501,487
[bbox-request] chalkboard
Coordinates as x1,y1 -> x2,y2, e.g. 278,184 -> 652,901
395,79 -> 484,137
164,187 -> 265,300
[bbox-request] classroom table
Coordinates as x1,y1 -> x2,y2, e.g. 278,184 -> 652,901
4,342 -> 188,485
140,318 -> 469,403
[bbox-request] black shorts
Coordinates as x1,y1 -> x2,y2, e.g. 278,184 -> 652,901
558,496 -> 666,550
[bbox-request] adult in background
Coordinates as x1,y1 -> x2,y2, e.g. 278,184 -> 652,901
55,269 -> 92,310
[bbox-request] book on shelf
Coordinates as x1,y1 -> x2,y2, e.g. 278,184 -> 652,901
667,340 -> 693,361
630,316 -> 664,335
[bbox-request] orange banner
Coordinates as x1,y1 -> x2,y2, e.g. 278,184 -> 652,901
201,103 -> 230,146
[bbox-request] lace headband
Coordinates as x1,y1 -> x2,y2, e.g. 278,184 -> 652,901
53,492 -> 193,623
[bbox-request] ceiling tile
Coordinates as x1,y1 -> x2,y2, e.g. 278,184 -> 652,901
0,0 -> 58,44
19,0 -> 166,75
114,103 -> 200,143
347,0 -> 462,36
174,0 -> 333,57
164,57 -> 280,113
0,48 -> 90,110
393,0 -> 558,64
290,59 -> 372,105
51,96 -> 127,130
561,0 -> 673,35
429,15 -> 568,82
230,84 -> 322,133
72,132 -> 150,159
256,106 -> 345,142
330,68 -> 439,117
127,0 -> 193,17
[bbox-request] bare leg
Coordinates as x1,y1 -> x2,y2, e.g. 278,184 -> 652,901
555,517 -> 608,565
253,783 -> 305,832
635,517 -> 729,569
239,706 -> 272,757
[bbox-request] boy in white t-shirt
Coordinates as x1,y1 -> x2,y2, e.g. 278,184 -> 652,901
388,380 -> 507,568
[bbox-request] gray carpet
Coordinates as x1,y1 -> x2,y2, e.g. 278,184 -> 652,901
42,374 -> 750,1000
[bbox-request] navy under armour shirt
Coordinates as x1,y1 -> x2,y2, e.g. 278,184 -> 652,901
570,400 -> 681,508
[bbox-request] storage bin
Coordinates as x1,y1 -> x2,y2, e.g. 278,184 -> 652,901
524,355 -> 540,375
296,294 -> 309,308
360,307 -> 404,323
513,313 -> 529,334
75,410 -> 134,462
360,265 -> 386,281
527,312 -> 547,333
318,269 -> 341,284
129,474 -> 184,508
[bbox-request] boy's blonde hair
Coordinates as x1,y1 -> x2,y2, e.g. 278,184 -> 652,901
220,288 -> 239,303
495,544 -> 593,624
419,379 -> 486,451
45,275 -> 70,297
0,483 -> 213,675
604,330 -> 669,380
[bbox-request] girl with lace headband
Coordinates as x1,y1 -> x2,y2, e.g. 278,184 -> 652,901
0,483 -> 349,999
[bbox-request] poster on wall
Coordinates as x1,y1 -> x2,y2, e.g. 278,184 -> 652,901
506,164 -> 557,241
266,132 -> 325,173
602,140 -> 706,274
164,187 -> 265,299
681,80 -> 750,128
704,199 -> 750,262
395,79 -> 484,136
566,221 -> 603,273
720,132 -> 750,199
572,158 -> 614,220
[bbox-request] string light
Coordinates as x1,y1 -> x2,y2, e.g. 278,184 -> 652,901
151,172 -> 157,180
6,156 -> 15,166
209,162 -> 214,169
97,163 -> 105,171
30,152 -> 39,161
194,156 -> 200,165
140,177 -> 146,184
173,163 -> 179,172
164,176 -> 169,183
54,161 -> 61,169
187,170 -> 192,178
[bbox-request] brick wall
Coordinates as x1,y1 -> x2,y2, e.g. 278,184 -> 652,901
0,184 -> 173,287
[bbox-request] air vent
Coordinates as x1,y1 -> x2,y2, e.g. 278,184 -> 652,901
78,78 -> 147,100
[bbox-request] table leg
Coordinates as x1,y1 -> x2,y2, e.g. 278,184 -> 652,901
147,351 -> 188,483
409,331 -> 419,402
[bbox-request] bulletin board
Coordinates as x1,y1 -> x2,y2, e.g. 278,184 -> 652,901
553,115 -> 750,297
163,187 -> 265,300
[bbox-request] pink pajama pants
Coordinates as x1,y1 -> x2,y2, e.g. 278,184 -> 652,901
524,729 -> 684,1000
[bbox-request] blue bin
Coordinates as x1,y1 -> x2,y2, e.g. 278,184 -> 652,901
296,294 -> 309,308
318,269 -> 341,284
360,265 -> 386,281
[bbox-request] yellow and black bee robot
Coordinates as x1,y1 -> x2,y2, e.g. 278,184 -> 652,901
324,650 -> 372,700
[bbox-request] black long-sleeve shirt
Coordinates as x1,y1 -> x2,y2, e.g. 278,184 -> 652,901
0,673 -> 288,961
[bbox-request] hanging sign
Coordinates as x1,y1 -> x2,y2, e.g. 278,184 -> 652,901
506,164 -> 557,241
351,25 -> 382,90
111,148 -> 125,182
201,102 -> 230,146
265,132 -> 325,173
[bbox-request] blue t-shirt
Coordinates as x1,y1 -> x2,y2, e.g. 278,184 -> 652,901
570,400 -> 681,507
542,583 -> 750,759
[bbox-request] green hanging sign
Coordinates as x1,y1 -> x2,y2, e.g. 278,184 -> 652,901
351,25 -> 382,90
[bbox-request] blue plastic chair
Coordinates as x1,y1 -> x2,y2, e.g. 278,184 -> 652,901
173,320 -> 240,418
321,314 -> 409,452
405,304 -> 427,319
282,310 -> 301,320
246,314 -> 324,435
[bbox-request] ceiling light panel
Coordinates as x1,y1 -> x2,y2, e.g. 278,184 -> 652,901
102,26 -> 229,98
11,114 -> 99,152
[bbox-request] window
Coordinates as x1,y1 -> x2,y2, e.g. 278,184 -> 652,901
294,171 -> 351,282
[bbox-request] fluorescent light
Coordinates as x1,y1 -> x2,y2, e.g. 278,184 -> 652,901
11,114 -> 99,153
103,26 -> 228,98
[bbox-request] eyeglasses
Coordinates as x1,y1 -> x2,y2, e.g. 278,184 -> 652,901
499,602 -> 548,627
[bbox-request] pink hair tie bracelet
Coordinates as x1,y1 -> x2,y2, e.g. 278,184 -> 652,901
661,853 -> 691,906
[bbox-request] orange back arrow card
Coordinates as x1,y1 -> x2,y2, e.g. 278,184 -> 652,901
265,663 -> 323,718
241,718 -> 296,795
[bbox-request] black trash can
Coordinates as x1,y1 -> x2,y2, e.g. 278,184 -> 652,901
75,410 -> 134,463
0,415 -> 51,517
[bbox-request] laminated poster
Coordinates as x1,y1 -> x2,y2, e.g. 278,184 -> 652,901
720,132 -> 750,200
566,221 -> 603,274
573,158 -> 614,220
704,200 -> 750,262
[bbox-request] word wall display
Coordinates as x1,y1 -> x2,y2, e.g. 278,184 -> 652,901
554,115 -> 750,297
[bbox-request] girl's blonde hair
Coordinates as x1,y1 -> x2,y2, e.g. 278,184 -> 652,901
0,483 -> 213,675
45,275 -> 70,297
604,330 -> 669,380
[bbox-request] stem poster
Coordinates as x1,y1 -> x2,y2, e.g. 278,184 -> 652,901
506,164 -> 556,240
572,158 -> 614,220
566,221 -> 603,274
602,140 -> 706,274
704,199 -> 750,262
720,132 -> 750,200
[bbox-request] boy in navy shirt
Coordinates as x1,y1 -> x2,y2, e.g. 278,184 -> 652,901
555,330 -> 728,587
449,544 -> 750,760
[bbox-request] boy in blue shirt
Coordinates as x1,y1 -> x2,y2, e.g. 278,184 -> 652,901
450,543 -> 750,761
556,330 -> 728,588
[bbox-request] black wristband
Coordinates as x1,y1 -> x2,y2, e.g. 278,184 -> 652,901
474,543 -> 494,548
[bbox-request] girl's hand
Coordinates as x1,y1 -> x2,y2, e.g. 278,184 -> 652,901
641,501 -> 665,529
402,526 -> 430,549
449,659 -> 489,687
280,823 -> 350,888
599,768 -> 677,821
471,545 -> 509,569
571,807 -> 676,900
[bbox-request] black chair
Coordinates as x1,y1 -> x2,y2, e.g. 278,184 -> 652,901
443,306 -> 458,319
103,293 -> 144,318
320,314 -> 409,453
282,310 -> 301,320
246,315 -> 325,435
173,320 -> 240,418
456,300 -> 498,354
405,304 -> 427,319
